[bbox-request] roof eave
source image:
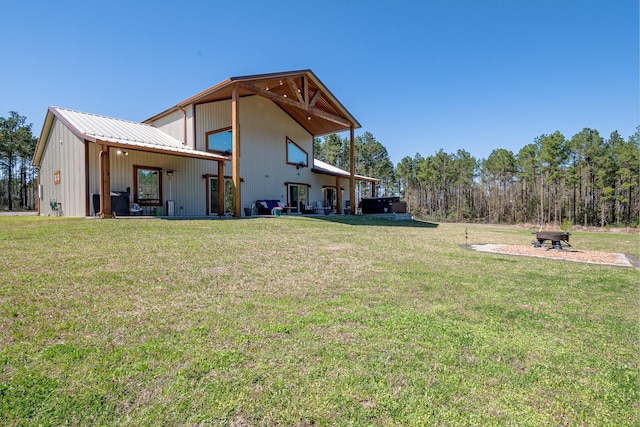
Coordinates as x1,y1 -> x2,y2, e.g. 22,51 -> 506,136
311,167 -> 380,183
95,139 -> 229,161
32,109 -> 55,166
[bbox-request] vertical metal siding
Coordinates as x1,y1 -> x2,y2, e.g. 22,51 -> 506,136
38,119 -> 87,216
148,109 -> 185,144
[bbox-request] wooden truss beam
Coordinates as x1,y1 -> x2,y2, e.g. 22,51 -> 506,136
287,78 -> 305,104
240,83 -> 351,128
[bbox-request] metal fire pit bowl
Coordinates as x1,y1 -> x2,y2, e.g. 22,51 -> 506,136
533,231 -> 571,250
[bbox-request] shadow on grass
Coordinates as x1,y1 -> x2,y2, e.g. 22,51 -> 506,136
157,214 -> 438,228
307,215 -> 439,228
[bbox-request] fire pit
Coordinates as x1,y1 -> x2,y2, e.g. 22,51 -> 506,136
533,231 -> 570,250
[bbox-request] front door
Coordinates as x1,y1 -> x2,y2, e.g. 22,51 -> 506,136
209,177 -> 234,215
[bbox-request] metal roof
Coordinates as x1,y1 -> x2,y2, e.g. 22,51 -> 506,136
313,159 -> 380,182
33,107 -> 228,165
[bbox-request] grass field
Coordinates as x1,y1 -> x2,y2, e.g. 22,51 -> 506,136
1,216 -> 638,426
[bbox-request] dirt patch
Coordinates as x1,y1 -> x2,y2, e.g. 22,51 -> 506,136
470,244 -> 637,268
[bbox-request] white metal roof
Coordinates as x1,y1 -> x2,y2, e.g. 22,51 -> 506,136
313,159 -> 380,182
41,107 -> 227,161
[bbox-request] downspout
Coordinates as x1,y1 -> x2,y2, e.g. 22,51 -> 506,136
178,105 -> 187,145
36,167 -> 41,216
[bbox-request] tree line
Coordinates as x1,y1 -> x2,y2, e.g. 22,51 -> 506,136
0,112 -> 38,211
315,132 -> 395,203
315,128 -> 639,227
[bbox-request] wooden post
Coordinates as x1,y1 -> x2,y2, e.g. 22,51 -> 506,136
99,145 -> 112,217
232,84 -> 241,217
336,175 -> 342,214
217,160 -> 225,216
371,181 -> 376,197
84,141 -> 91,216
349,126 -> 355,215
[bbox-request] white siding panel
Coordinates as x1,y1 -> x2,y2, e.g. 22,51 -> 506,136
38,118 -> 87,217
148,109 -> 185,144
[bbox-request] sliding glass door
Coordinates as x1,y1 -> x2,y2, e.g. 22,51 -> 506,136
210,177 -> 234,215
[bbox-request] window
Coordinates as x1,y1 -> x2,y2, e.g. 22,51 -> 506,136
206,127 -> 232,155
286,137 -> 308,167
134,166 -> 162,206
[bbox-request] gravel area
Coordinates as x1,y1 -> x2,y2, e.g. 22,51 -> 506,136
470,244 -> 637,268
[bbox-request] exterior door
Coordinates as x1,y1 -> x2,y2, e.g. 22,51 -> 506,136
209,177 -> 234,215
324,188 -> 336,211
288,184 -> 307,212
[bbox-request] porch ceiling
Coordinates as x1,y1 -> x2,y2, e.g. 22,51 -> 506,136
146,70 -> 361,137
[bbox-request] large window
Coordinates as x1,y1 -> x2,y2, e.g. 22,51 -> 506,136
206,127 -> 232,155
286,137 -> 308,167
134,166 -> 162,206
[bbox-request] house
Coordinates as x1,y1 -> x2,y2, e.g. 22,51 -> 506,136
33,70 -> 379,217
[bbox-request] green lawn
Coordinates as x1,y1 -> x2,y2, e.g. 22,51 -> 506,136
1,216 -> 638,426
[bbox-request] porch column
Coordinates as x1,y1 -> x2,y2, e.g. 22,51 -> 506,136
371,181 -> 376,197
349,126 -> 355,215
217,160 -> 225,216
232,83 -> 241,217
335,175 -> 342,214
99,144 -> 112,218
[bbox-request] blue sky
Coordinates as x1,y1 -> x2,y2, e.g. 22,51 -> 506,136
1,0 -> 637,163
